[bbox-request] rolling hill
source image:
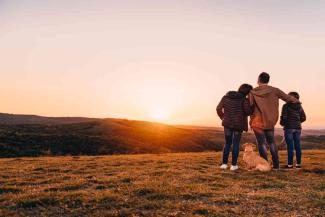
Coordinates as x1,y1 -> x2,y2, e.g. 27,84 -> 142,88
0,113 -> 324,157
0,116 -> 220,157
0,113 -> 98,125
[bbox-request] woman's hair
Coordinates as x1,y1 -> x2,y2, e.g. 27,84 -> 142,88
288,91 -> 300,99
238,84 -> 253,96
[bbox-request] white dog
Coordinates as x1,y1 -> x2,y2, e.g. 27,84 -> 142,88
243,143 -> 271,172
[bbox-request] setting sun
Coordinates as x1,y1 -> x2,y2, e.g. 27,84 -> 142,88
150,108 -> 169,121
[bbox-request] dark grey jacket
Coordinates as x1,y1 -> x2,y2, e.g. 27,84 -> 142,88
280,103 -> 306,129
217,91 -> 252,132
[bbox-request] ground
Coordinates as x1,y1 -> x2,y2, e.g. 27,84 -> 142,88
0,150 -> 324,217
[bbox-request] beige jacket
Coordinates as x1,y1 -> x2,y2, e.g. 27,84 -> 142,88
249,85 -> 300,130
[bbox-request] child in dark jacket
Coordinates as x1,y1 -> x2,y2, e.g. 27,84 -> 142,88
216,84 -> 253,171
280,92 -> 306,169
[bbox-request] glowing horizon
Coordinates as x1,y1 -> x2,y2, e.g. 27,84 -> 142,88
1,1 -> 325,128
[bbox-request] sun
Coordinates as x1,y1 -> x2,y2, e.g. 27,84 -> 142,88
150,108 -> 169,121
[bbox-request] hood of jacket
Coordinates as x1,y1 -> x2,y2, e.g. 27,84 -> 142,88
250,85 -> 273,98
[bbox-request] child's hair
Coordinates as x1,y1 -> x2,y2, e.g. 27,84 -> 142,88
289,91 -> 300,99
238,84 -> 253,96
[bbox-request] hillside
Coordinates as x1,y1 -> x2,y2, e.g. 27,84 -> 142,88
0,113 -> 324,157
0,151 -> 324,217
0,119 -> 219,157
0,113 -> 98,125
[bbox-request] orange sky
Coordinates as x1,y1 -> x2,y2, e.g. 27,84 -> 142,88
1,1 -> 325,128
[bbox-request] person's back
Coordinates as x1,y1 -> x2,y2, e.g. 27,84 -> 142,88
280,92 -> 306,169
280,102 -> 306,130
217,91 -> 251,132
250,85 -> 299,130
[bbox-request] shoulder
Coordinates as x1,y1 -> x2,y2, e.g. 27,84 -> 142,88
219,95 -> 227,103
221,95 -> 227,100
269,86 -> 280,92
264,85 -> 278,91
271,87 -> 288,96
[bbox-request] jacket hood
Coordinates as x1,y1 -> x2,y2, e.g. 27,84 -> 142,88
287,103 -> 301,111
226,91 -> 244,99
250,85 -> 273,98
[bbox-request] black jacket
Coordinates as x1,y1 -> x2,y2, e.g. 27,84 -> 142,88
216,91 -> 252,132
280,103 -> 306,129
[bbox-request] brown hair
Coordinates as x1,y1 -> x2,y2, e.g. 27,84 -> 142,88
289,91 -> 300,99
238,84 -> 253,96
258,72 -> 270,84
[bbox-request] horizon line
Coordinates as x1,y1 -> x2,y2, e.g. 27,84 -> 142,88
1,111 -> 324,130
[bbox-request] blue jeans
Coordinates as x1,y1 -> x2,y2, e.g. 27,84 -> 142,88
253,128 -> 279,169
222,127 -> 242,166
284,129 -> 302,165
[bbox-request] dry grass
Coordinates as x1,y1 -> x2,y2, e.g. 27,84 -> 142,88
0,150 -> 324,217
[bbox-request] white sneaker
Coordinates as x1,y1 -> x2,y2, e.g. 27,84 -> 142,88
230,165 -> 239,171
220,164 -> 228,169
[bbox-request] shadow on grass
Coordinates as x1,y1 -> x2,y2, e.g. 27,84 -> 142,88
16,198 -> 59,208
44,184 -> 87,192
303,168 -> 325,175
0,187 -> 21,194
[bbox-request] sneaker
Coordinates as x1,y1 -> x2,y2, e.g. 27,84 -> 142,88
296,164 -> 302,169
220,164 -> 228,170
273,167 -> 280,171
285,165 -> 294,170
230,165 -> 239,171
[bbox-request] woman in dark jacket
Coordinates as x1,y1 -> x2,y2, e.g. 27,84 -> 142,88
216,83 -> 253,171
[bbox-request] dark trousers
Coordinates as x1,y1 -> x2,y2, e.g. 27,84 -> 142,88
222,127 -> 242,166
284,129 -> 302,165
253,128 -> 279,169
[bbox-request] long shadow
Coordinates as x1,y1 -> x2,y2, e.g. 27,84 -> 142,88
303,168 -> 325,175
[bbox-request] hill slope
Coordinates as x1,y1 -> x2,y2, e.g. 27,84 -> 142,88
0,113 -> 324,157
0,113 -> 98,125
0,118 -> 221,157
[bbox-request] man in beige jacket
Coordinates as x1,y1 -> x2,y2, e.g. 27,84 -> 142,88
249,72 -> 300,170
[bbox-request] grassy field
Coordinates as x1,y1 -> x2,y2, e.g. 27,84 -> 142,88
0,150 -> 324,217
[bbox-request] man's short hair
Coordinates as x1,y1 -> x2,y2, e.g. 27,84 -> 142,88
258,72 -> 270,84
238,83 -> 253,96
289,91 -> 300,100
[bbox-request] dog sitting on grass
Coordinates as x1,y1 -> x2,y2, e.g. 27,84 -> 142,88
243,143 -> 271,172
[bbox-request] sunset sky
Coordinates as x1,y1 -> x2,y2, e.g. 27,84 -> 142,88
1,1 -> 325,128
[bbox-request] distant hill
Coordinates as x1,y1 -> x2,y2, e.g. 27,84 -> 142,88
0,117 -> 220,157
0,113 -> 99,125
0,113 -> 324,157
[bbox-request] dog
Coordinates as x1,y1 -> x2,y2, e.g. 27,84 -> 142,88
242,143 -> 271,172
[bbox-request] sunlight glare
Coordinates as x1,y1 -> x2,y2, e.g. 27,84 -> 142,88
150,108 -> 169,121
